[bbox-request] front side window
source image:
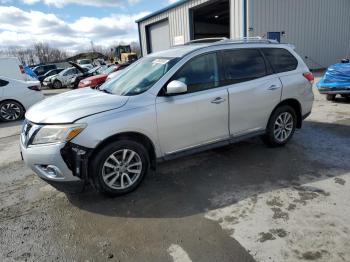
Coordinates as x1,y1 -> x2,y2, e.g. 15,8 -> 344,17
100,57 -> 179,96
35,67 -> 45,75
171,52 -> 219,93
261,48 -> 298,73
223,49 -> 267,84
63,69 -> 75,76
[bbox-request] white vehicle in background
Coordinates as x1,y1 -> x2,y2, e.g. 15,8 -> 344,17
0,76 -> 44,122
44,67 -> 81,89
77,59 -> 93,69
0,57 -> 30,81
81,64 -> 94,70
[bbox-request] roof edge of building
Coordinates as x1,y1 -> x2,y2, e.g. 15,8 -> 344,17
135,0 -> 189,23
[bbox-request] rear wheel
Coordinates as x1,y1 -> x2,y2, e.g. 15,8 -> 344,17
0,100 -> 25,122
53,80 -> 62,89
326,94 -> 336,101
262,105 -> 297,147
91,140 -> 149,196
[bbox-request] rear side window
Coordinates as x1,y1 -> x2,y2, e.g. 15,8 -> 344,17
223,49 -> 267,84
0,79 -> 9,87
262,48 -> 298,73
172,52 -> 220,93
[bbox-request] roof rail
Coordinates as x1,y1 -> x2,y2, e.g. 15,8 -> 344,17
184,37 -> 280,46
184,37 -> 228,45
218,37 -> 279,44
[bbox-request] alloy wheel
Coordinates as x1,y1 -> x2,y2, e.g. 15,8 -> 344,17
102,149 -> 143,190
274,112 -> 294,142
0,103 -> 21,121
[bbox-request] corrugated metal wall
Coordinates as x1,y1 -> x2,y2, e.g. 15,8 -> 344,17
247,0 -> 350,69
138,0 -> 244,56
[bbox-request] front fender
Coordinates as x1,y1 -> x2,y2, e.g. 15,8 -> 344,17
71,104 -> 162,157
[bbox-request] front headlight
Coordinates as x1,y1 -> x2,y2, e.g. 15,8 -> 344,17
32,123 -> 87,145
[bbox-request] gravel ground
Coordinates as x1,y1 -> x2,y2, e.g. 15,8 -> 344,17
0,75 -> 349,262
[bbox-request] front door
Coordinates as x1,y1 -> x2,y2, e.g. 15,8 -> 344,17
156,52 -> 229,155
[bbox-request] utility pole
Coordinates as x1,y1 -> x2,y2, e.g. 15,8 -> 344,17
90,40 -> 95,52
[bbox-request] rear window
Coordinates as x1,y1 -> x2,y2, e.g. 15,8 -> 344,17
223,49 -> 267,84
261,48 -> 298,73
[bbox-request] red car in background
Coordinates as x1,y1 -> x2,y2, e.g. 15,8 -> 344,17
78,64 -> 126,89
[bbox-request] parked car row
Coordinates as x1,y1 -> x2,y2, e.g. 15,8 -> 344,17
0,56 -> 130,122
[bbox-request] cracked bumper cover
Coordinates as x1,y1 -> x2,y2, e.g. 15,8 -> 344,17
21,141 -> 92,193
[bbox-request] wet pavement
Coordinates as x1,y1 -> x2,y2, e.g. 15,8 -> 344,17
0,77 -> 349,262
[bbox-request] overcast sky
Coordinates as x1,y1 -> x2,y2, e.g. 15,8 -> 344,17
0,0 -> 179,52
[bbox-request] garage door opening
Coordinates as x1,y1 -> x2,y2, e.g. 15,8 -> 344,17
191,0 -> 230,40
146,19 -> 170,54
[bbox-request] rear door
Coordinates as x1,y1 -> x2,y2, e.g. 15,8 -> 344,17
223,48 -> 282,136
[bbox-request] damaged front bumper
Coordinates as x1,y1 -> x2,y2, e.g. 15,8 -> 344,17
21,141 -> 92,193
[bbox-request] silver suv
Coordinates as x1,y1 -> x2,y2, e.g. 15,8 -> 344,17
21,39 -> 314,196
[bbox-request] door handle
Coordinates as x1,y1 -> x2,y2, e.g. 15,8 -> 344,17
267,85 -> 280,91
211,97 -> 226,104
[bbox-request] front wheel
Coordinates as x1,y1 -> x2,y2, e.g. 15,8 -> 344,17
262,105 -> 297,147
91,140 -> 149,196
53,80 -> 62,89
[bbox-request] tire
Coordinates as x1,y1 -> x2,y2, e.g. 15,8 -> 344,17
0,100 -> 25,122
326,94 -> 336,101
53,80 -> 62,89
262,105 -> 297,147
90,140 -> 149,196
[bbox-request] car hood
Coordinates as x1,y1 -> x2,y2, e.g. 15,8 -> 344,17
26,88 -> 129,124
85,74 -> 108,81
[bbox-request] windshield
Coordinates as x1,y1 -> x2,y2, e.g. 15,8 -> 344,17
99,57 -> 179,96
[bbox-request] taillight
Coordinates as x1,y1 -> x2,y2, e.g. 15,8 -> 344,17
303,72 -> 314,84
28,85 -> 40,91
19,65 -> 25,74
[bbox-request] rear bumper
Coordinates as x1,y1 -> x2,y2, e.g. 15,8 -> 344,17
318,87 -> 350,95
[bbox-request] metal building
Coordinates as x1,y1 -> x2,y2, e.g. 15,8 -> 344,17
136,0 -> 350,69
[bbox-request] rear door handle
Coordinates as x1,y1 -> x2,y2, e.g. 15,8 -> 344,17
211,97 -> 226,104
267,85 -> 281,91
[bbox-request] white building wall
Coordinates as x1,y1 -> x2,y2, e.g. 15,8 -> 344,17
138,0 -> 244,56
247,0 -> 350,69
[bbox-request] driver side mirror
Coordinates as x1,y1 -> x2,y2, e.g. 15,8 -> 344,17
166,80 -> 187,95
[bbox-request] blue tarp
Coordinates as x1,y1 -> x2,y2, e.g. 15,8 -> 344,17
24,65 -> 38,80
317,63 -> 350,88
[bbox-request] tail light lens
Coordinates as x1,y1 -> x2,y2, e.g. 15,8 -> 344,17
19,65 -> 25,74
303,72 -> 314,84
28,85 -> 41,91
